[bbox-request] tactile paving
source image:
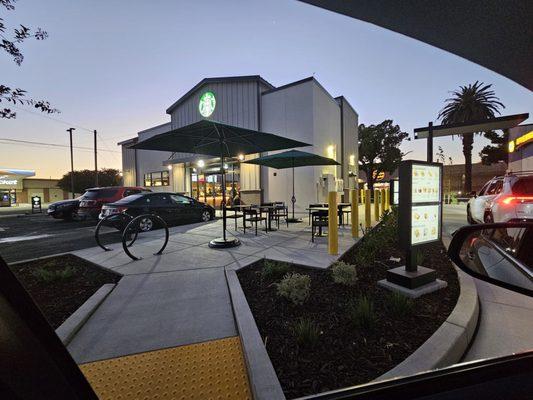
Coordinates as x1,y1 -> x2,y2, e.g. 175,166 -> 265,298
80,336 -> 252,400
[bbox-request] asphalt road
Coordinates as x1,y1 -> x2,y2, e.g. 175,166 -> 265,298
0,214 -> 123,263
441,204 -> 469,240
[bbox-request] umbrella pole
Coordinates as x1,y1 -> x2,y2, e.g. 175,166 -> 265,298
287,159 -> 302,223
209,136 -> 240,248
292,165 -> 295,219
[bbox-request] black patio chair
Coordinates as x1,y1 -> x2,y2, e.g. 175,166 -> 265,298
224,206 -> 244,230
243,207 -> 267,236
308,203 -> 328,225
272,202 -> 289,228
311,210 -> 329,242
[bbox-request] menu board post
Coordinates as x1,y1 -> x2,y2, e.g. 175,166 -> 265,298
378,160 -> 447,297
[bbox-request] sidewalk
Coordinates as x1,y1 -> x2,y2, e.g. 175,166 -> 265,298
68,210 -> 371,364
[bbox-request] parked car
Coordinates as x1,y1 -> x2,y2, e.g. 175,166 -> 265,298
99,192 -> 215,231
47,197 -> 83,220
76,187 -> 151,220
467,173 -> 533,224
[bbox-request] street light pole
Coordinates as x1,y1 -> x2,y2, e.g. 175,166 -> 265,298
67,128 -> 76,198
94,130 -> 98,186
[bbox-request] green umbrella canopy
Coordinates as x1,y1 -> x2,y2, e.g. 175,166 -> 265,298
131,119 -> 310,248
243,149 -> 340,169
131,119 -> 310,157
244,149 -> 340,222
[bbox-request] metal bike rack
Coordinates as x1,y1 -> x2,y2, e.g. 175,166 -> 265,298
121,214 -> 169,261
94,213 -> 137,251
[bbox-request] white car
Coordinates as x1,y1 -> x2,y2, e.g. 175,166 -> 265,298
467,173 -> 533,224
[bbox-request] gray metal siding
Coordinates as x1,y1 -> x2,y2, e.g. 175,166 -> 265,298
169,81 -> 259,130
121,146 -> 137,187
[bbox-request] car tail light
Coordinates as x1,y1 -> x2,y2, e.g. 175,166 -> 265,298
499,196 -> 533,205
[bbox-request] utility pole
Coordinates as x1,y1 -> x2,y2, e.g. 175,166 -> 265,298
94,130 -> 98,186
67,128 -> 76,198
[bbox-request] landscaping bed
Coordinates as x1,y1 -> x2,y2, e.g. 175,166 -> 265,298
9,254 -> 121,329
237,212 -> 459,399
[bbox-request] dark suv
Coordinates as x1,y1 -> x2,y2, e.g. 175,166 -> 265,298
76,187 -> 150,220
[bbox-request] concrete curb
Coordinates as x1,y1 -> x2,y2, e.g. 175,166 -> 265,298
377,267 -> 479,381
55,283 -> 116,345
225,266 -> 286,400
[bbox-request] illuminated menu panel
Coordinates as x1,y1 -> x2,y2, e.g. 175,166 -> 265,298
412,164 -> 440,203
411,204 -> 440,245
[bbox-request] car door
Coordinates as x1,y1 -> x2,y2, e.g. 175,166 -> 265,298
473,180 -> 501,222
148,193 -> 173,224
169,194 -> 193,223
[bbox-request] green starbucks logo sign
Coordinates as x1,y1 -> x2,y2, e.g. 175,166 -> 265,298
198,91 -> 216,117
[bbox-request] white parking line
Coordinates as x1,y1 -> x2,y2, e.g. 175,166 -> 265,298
0,234 -> 54,244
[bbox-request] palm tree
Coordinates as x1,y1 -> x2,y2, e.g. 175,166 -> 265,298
438,81 -> 504,193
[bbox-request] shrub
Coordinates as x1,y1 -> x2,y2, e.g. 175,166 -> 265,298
386,291 -> 413,315
331,261 -> 357,286
292,318 -> 321,348
276,273 -> 311,305
33,266 -> 75,283
348,296 -> 376,330
261,260 -> 290,282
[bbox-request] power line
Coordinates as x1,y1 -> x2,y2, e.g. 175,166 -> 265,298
0,138 -> 121,153
10,104 -> 95,133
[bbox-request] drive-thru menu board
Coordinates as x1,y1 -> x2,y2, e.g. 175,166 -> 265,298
411,164 -> 440,203
411,204 -> 440,245
398,161 -> 443,249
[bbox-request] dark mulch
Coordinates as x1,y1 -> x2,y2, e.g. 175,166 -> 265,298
237,224 -> 459,398
9,254 -> 121,329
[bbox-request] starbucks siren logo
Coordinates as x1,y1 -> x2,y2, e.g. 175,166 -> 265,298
199,91 -> 216,117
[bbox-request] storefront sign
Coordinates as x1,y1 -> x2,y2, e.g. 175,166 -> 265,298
508,130 -> 533,152
198,91 -> 216,118
398,160 -> 443,249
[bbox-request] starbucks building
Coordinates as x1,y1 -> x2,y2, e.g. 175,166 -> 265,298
119,75 -> 359,214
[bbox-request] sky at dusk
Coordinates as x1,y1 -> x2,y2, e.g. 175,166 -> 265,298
2,0 -> 532,178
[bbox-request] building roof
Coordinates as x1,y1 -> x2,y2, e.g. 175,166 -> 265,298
117,137 -> 138,146
165,75 -> 275,114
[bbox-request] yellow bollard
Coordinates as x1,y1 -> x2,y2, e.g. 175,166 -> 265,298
374,189 -> 380,221
360,189 -> 365,205
350,188 -> 359,238
328,191 -> 338,255
381,188 -> 386,216
364,189 -> 371,228
385,188 -> 390,211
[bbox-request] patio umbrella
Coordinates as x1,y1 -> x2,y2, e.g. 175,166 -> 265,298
131,119 -> 310,248
243,149 -> 340,222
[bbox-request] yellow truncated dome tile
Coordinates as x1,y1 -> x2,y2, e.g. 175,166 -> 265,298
79,336 -> 251,400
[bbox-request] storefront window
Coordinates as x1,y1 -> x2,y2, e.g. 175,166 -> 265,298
144,171 -> 170,187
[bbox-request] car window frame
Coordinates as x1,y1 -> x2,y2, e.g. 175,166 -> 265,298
170,194 -> 192,205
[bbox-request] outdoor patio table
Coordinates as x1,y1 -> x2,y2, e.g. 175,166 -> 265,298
306,205 -> 347,225
257,205 -> 277,232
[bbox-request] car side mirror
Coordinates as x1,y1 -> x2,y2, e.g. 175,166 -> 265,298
469,191 -> 477,198
448,222 -> 533,297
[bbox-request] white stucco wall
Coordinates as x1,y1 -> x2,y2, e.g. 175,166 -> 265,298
261,79 -> 345,211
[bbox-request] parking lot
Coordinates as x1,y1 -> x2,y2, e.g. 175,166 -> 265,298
0,213 -> 122,263
0,205 -> 470,264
